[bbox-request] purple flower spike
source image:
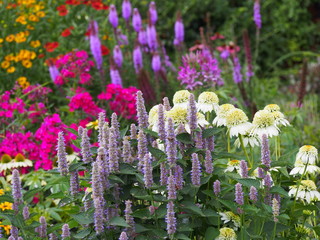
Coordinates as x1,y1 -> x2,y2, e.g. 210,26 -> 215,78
122,0 -> 131,21
132,8 -> 142,32
235,183 -> 244,205
152,52 -> 161,72
61,224 -> 70,239
147,24 -> 157,51
23,206 -> 30,220
133,46 -> 143,73
130,124 -> 137,139
122,137 -> 133,164
57,132 -> 69,176
110,65 -> 123,86
113,45 -> 123,68
89,21 -> 103,70
253,0 -> 262,29
160,162 -> 169,185
70,171 -> 79,196
166,201 -> 176,235
144,154 -> 153,189
138,28 -> 147,46
163,97 -> 171,111
272,198 -> 280,222
49,64 -> 59,82
81,128 -> 93,163
239,160 -> 248,178
10,226 -> 19,239
136,91 -> 149,129
213,180 -> 221,196
232,56 -> 243,84
204,150 -> 213,174
249,186 -> 258,203
167,171 -> 177,200
124,200 -> 135,235
174,165 -> 184,190
205,135 -> 215,152
38,216 -> 47,238
109,4 -> 119,29
187,93 -> 198,133
166,118 -> 177,167
149,1 -> 158,25
261,134 -> 271,169
109,130 -> 119,173
12,169 -> 22,201
174,14 -> 184,46
157,104 -> 166,140
191,153 -> 201,186
119,232 -> 128,240
138,129 -> 148,172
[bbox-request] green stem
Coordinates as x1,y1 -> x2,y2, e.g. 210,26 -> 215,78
227,129 -> 231,161
274,137 -> 278,161
249,146 -> 254,168
149,189 -> 159,229
272,222 -> 277,240
277,136 -> 281,159
239,135 -> 251,167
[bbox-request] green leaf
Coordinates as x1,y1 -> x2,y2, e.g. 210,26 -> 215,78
135,224 -> 150,233
176,133 -> 193,144
108,175 -> 125,184
203,208 -> 219,217
73,228 -> 91,239
205,227 -> 220,240
132,208 -> 151,219
243,205 -> 260,215
203,128 -> 222,138
143,128 -> 159,138
24,187 -> 44,201
119,163 -> 137,175
218,199 -> 237,211
181,201 -> 205,217
65,127 -> 79,136
313,226 -> 320,237
278,167 -> 289,178
236,178 -> 261,190
147,146 -> 166,160
0,195 -> 13,202
70,212 -> 93,225
49,192 -> 65,199
130,188 -> 151,200
270,186 -> 289,198
109,216 -> 130,227
120,125 -> 129,138
176,233 -> 191,240
69,162 -> 85,172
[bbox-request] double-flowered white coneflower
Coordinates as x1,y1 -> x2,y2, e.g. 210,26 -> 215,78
288,180 -> 320,204
197,91 -> 219,113
225,108 -> 252,137
213,104 -> 235,127
251,110 -> 279,137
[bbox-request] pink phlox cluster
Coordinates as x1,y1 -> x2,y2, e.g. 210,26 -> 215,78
69,92 -> 103,116
23,84 -> 52,101
98,84 -> 139,120
27,103 -> 47,123
0,91 -> 26,119
54,50 -> 94,85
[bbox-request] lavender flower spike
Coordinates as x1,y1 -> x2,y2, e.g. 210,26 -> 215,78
132,8 -> 142,32
61,224 -> 70,239
149,1 -> 158,25
187,93 -> 198,133
146,23 -> 157,51
57,131 -> 69,176
110,66 -> 123,86
144,154 -> 154,189
204,150 -> 213,174
239,160 -> 248,178
23,206 -> 30,220
109,4 -> 119,29
89,21 -> 103,70
39,216 -> 47,238
249,186 -> 258,203
235,183 -> 244,205
191,153 -> 201,186
167,171 -> 177,200
133,46 -> 143,74
122,0 -> 132,21
70,171 -> 79,196
253,0 -> 262,29
166,118 -> 177,167
174,13 -> 184,46
119,232 -> 128,240
213,180 -> 221,196
261,134 -> 271,169
136,91 -> 149,129
81,128 -> 93,163
157,104 -> 166,141
113,45 -> 123,68
166,201 -> 176,235
232,56 -> 243,84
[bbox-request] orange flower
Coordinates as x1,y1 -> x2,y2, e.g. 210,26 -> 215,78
44,42 -> 59,52
22,60 -> 32,68
36,11 -> 46,18
30,40 -> 41,48
5,35 -> 15,42
57,5 -> 68,16
7,66 -> 15,73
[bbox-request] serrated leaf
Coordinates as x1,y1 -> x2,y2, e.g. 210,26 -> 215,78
143,128 -> 159,138
73,228 -> 91,239
270,186 -> 289,198
176,133 -> 193,144
181,201 -> 205,217
203,128 -> 222,138
236,178 -> 261,190
109,216 -> 130,227
70,212 -> 93,225
147,146 -> 166,160
108,175 -> 125,184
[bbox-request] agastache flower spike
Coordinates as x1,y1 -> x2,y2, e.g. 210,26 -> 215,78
272,198 -> 280,222
204,150 -> 213,174
160,162 -> 168,185
239,160 -> 248,178
81,128 -> 92,163
119,232 -> 128,240
261,134 -> 271,169
166,201 -> 176,235
109,4 -> 119,29
235,183 -> 244,205
39,216 -> 47,238
144,153 -> 153,189
98,111 -> 106,145
61,224 -> 70,239
10,227 -> 19,239
166,118 -> 177,167
136,91 -> 149,129
124,200 -> 135,237
138,129 -> 148,172
152,52 -> 161,72
111,112 -> 121,141
195,130 -> 203,149
249,186 -> 258,203
122,137 -> 133,163
130,124 -> 137,139
133,46 -> 143,74
167,171 -> 177,200
163,97 -> 171,111
174,165 -> 184,190
191,153 -> 201,186
132,8 -> 142,32
187,93 -> 198,133
213,180 -> 221,196
157,104 -> 166,141
101,122 -> 110,150
57,132 -> 69,176
96,147 -> 109,188
149,1 -> 158,25
113,45 -> 123,68
92,162 -> 105,234
12,169 -> 23,209
23,206 -> 30,220
205,135 -> 215,152
264,174 -> 272,205
122,0 -> 131,21
109,130 -> 119,173
70,171 -> 79,196
49,233 -> 58,240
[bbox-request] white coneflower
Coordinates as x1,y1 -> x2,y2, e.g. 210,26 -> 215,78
0,154 -> 16,172
213,104 -> 235,127
172,90 -> 191,108
296,145 -> 318,165
270,111 -> 290,127
289,158 -> 320,176
234,125 -> 260,148
225,160 -> 241,173
197,91 -> 219,113
12,153 -> 33,168
264,104 -> 281,112
225,108 -> 251,137
251,110 -> 279,137
219,211 -> 241,230
288,180 -> 320,204
216,227 -> 237,240
148,104 -> 159,129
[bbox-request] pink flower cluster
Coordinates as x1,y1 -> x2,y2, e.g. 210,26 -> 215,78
0,91 -> 25,118
23,84 -> 52,101
69,92 -> 103,116
98,84 -> 138,120
28,103 -> 47,123
54,50 -> 95,85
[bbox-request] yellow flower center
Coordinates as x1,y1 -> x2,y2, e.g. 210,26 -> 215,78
252,110 -> 275,128
301,180 -> 317,190
1,154 -> 12,164
173,90 -> 191,105
264,104 -> 280,112
198,92 -> 219,104
166,106 -> 188,125
225,109 -> 248,126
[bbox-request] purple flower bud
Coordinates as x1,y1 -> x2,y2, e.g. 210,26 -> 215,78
195,130 -> 203,149
138,28 -> 147,46
10,227 -> 19,239
57,132 -> 69,176
110,66 -> 123,86
149,2 -> 158,25
167,171 -> 177,200
204,150 -> 213,174
133,46 -> 143,74
61,224 -> 70,239
113,45 -> 123,68
89,21 -> 103,70
101,122 -> 110,150
187,93 -> 198,133
232,56 -> 242,84
253,0 -> 262,29
70,171 -> 79,196
109,4 -> 119,29
160,162 -> 168,186
261,134 -> 271,169
157,104 -> 166,141
23,206 -> 30,220
166,118 -> 177,167
132,8 -> 142,32
151,52 -> 161,72
122,137 -> 133,163
49,64 -> 60,82
138,129 -> 148,172
166,201 -> 176,235
213,180 -> 221,196
220,50 -> 230,60
191,153 -> 201,186
122,0 -> 131,21
98,111 -> 106,145
130,124 -> 137,140
119,232 -> 128,240
146,24 -> 157,51
144,154 -> 153,189
111,113 -> 120,140
49,233 -> 58,240
205,135 -> 215,152
174,15 -> 184,45
124,200 -> 135,233
81,128 -> 93,163
163,97 -> 171,111
39,216 -> 47,238
272,198 -> 280,222
239,160 -> 248,178
174,165 -> 184,190
109,130 -> 119,173
249,186 -> 258,203
136,91 -> 149,129
235,183 -> 244,205
12,169 -> 22,203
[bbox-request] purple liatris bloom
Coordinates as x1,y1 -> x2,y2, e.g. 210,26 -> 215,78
174,14 -> 184,46
174,165 -> 184,190
160,162 -> 168,185
61,224 -> 70,239
133,46 -> 143,73
132,8 -> 142,32
138,129 -> 148,172
235,183 -> 244,205
122,0 -> 131,21
187,93 -> 198,133
149,2 -> 158,25
167,171 -> 177,200
138,28 -> 148,46
272,198 -> 280,222
81,128 -> 92,163
89,21 -> 103,70
48,64 -> 59,82
124,200 -> 135,231
213,180 -> 221,196
166,201 -> 176,235
166,118 -> 177,167
232,56 -> 242,84
116,28 -> 129,45
109,130 -> 119,173
239,160 -> 248,178
144,154 -> 153,188
119,232 -> 128,240
109,4 -> 119,29
113,45 -> 123,68
157,104 -> 166,141
261,134 -> 271,169
243,30 -> 254,82
57,132 -> 69,176
249,186 -> 258,202
152,52 -> 161,72
110,65 -> 123,86
253,0 -> 262,29
146,23 -> 157,51
204,150 -> 213,174
23,206 -> 30,220
136,91 -> 149,129
191,153 -> 201,186
70,171 -> 79,196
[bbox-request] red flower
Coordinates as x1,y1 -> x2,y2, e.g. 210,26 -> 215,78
57,5 -> 68,16
44,42 -> 59,52
65,0 -> 81,5
38,53 -> 45,59
84,29 -> 91,36
91,2 -> 109,10
101,45 -> 110,56
61,27 -> 74,37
